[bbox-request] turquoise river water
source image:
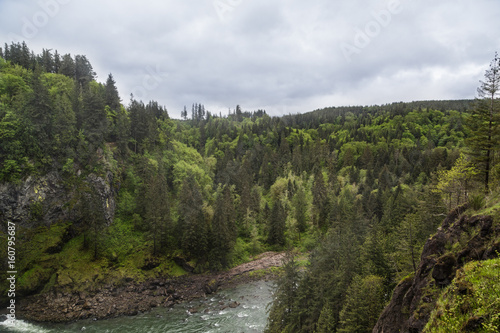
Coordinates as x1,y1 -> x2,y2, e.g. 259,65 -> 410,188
0,280 -> 274,333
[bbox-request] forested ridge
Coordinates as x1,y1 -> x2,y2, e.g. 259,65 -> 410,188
1,42 -> 499,331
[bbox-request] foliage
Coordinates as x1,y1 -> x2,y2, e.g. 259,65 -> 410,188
338,275 -> 386,333
465,53 -> 500,193
434,153 -> 478,210
424,259 -> 500,333
2,41 -> 499,333
265,251 -> 301,333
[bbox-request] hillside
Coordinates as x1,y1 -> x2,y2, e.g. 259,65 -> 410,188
373,199 -> 500,332
1,42 -> 499,331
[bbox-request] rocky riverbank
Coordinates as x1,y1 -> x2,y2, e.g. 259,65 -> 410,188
18,252 -> 285,323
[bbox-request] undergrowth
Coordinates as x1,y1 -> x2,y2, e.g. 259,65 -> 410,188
424,258 -> 500,332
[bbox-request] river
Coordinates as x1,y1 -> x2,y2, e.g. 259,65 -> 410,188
0,280 -> 274,333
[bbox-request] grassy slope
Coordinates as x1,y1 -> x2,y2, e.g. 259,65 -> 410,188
0,220 -> 188,304
422,193 -> 500,332
424,258 -> 500,332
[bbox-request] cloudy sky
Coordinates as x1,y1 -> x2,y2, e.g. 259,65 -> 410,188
1,0 -> 499,117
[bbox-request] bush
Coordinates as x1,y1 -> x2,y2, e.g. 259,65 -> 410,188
469,194 -> 485,211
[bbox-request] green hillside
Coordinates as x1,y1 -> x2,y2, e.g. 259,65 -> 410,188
1,42 -> 499,331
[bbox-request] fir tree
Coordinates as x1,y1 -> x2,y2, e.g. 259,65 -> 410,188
466,53 -> 500,193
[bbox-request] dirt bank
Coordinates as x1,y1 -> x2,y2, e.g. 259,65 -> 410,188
18,252 -> 285,323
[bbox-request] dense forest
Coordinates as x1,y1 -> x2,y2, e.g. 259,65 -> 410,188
1,42 -> 499,332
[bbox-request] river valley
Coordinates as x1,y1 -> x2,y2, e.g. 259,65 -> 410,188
1,279 -> 274,333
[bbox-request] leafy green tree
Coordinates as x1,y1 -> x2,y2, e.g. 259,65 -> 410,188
434,153 -> 478,210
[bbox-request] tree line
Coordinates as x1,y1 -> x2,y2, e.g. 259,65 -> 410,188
2,42 -> 499,331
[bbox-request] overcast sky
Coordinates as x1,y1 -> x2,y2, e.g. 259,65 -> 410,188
1,0 -> 499,118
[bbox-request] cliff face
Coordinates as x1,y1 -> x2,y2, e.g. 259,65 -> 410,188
373,205 -> 500,333
0,170 -> 116,228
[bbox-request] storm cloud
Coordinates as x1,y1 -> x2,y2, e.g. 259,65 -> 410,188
1,0 -> 499,117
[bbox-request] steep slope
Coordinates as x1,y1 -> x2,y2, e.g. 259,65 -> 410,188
373,204 -> 500,332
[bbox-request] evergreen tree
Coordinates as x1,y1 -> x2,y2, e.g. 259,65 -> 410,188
314,302 -> 336,333
24,66 -> 52,155
267,199 -> 287,246
177,177 -> 208,263
104,73 -> 120,105
265,252 -> 301,333
81,82 -> 107,146
59,53 -> 75,78
143,163 -> 171,255
312,168 -> 329,231
75,54 -> 95,88
338,275 -> 385,333
78,184 -> 106,260
466,53 -> 500,193
209,185 -> 237,270
294,185 -> 308,234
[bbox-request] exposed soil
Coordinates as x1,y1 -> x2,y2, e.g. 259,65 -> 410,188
18,252 -> 285,323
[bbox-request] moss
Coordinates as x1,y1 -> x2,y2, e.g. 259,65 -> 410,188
424,258 -> 500,332
17,265 -> 54,295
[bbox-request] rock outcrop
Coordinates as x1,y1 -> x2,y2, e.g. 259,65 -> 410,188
0,170 -> 115,228
373,205 -> 500,333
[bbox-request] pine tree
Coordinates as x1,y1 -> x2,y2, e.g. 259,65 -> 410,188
315,302 -> 335,333
338,275 -> 385,333
267,199 -> 287,246
294,185 -> 308,234
105,73 -> 121,111
81,82 -> 107,146
466,53 -> 500,193
312,168 -> 329,231
59,53 -> 75,78
178,177 -> 208,263
209,185 -> 236,270
78,184 -> 106,260
144,163 -> 170,255
265,251 -> 301,333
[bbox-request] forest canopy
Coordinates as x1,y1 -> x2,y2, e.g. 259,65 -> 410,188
1,42 -> 499,333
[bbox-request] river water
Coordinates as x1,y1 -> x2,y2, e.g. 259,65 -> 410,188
0,280 -> 274,333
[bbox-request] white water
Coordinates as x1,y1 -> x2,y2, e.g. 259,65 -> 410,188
0,280 -> 274,333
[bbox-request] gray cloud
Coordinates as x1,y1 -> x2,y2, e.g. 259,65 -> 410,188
1,0 -> 499,117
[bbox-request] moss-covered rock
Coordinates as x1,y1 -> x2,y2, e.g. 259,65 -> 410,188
424,258 -> 500,332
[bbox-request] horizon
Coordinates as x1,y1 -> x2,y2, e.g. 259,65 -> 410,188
1,1 -> 498,117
